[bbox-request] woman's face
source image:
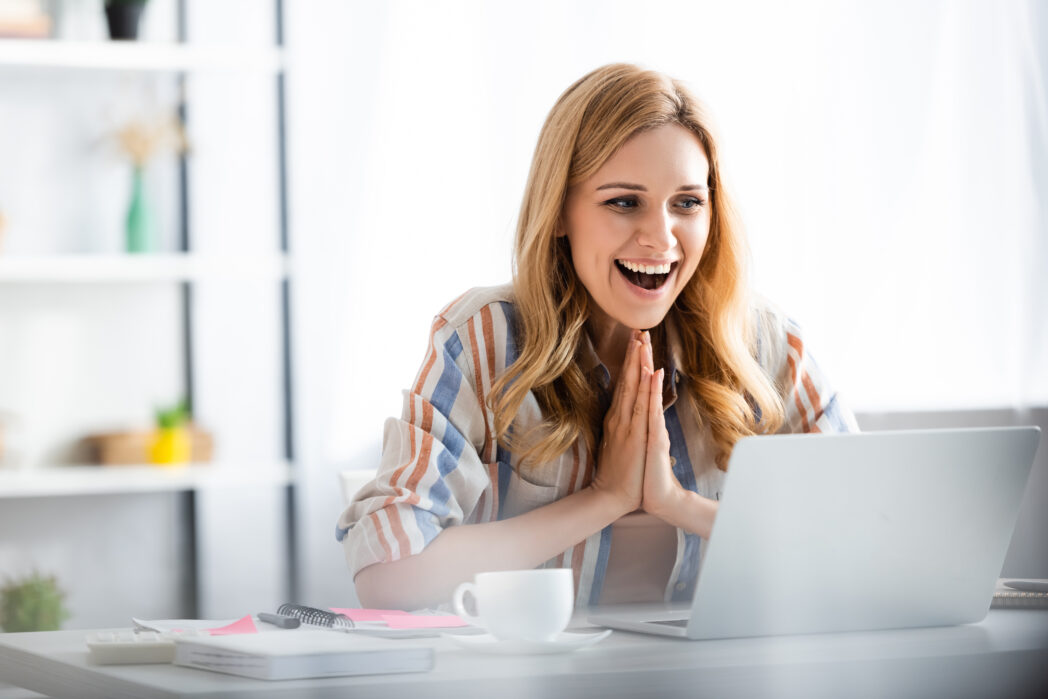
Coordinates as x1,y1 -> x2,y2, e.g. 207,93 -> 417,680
563,123 -> 711,334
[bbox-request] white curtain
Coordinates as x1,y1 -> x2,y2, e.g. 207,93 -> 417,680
286,0 -> 1047,468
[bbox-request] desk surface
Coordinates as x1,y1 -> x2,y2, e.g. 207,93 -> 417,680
1,611 -> 1046,699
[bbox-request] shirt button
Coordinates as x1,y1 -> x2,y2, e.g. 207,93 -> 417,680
675,582 -> 687,592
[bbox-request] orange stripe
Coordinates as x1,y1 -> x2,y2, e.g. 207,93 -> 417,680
786,354 -> 811,432
384,396 -> 417,506
370,511 -> 394,561
384,506 -> 412,559
786,332 -> 804,358
413,317 -> 448,395
404,402 -> 435,494
801,369 -> 822,423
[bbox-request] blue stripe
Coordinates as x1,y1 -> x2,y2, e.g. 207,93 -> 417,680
496,456 -> 513,520
822,395 -> 853,433
335,524 -> 349,542
430,333 -> 465,443
672,534 -> 702,602
664,406 -> 697,491
413,506 -> 440,544
499,301 -> 519,367
590,525 -> 613,604
411,332 -> 469,520
495,303 -> 518,522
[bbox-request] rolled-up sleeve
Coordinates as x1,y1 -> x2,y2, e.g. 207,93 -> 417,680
336,314 -> 494,578
756,305 -> 860,435
778,318 -> 859,434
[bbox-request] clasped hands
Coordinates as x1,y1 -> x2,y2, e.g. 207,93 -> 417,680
591,329 -> 686,524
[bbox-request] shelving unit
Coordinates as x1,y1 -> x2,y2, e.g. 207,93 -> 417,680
0,462 -> 292,499
0,2 -> 295,621
0,253 -> 290,282
0,38 -> 283,72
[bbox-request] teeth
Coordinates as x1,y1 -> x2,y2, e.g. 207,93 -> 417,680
618,260 -> 672,275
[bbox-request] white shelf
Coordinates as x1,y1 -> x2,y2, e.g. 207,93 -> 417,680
0,39 -> 284,73
0,254 -> 290,283
0,462 -> 293,498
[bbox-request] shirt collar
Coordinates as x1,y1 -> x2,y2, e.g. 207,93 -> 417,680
578,314 -> 688,410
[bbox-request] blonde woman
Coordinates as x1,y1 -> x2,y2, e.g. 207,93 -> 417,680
337,63 -> 858,610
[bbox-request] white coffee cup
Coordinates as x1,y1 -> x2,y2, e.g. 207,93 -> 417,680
452,568 -> 574,642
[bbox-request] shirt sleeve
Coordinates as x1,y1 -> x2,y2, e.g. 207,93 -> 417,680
335,313 -> 496,578
757,307 -> 860,435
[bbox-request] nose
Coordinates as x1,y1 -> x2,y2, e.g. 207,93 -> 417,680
635,206 -> 676,252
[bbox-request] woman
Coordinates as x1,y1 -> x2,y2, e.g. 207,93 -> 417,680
337,63 -> 858,610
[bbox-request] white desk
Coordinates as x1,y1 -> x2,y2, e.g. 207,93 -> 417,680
1,611 -> 1046,699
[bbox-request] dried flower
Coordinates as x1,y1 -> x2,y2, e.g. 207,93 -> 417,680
114,114 -> 188,167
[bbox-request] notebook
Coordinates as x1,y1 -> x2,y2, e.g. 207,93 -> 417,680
992,580 -> 1048,610
589,426 -> 1041,640
173,629 -> 433,680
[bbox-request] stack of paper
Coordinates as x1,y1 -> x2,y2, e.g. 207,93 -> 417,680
173,630 -> 433,680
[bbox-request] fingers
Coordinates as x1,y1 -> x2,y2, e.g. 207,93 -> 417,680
610,332 -> 642,418
648,368 -> 669,452
639,330 -> 654,374
633,353 -> 652,427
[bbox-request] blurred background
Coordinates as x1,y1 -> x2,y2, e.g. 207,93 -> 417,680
0,0 -> 1044,633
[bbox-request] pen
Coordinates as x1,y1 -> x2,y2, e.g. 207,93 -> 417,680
258,612 -> 301,628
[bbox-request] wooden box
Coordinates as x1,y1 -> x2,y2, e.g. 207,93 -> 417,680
82,428 -> 214,465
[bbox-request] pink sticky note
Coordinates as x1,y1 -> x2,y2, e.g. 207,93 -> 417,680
330,608 -> 413,622
208,615 -> 258,635
382,614 -> 468,629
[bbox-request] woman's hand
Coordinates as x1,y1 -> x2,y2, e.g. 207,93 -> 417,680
590,329 -> 649,517
641,365 -> 686,519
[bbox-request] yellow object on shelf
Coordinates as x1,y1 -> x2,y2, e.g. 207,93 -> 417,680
149,426 -> 191,466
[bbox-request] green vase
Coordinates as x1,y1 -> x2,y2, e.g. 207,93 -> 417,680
126,166 -> 151,253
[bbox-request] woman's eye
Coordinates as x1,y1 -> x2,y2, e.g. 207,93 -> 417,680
677,197 -> 707,210
604,196 -> 638,210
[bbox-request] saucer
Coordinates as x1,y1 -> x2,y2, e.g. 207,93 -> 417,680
442,629 -> 612,655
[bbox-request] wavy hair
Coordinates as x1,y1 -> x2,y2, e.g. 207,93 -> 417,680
490,63 -> 785,472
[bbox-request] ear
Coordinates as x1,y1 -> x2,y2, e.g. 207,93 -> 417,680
555,211 -> 570,238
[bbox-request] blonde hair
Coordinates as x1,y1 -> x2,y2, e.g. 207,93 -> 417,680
491,63 -> 784,471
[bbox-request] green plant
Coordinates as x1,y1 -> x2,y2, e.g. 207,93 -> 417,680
0,572 -> 69,632
155,398 -> 190,430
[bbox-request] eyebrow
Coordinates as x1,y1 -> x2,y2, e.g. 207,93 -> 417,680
595,182 -> 710,193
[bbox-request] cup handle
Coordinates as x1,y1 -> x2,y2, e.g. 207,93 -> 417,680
452,581 -> 481,626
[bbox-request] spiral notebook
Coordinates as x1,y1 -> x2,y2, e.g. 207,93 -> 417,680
270,603 -> 476,638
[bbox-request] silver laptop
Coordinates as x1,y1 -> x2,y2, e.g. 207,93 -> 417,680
589,426 -> 1041,639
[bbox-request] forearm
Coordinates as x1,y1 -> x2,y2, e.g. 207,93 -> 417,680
654,489 -> 719,539
354,486 -> 626,610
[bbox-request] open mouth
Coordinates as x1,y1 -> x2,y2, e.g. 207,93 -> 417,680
615,260 -> 677,291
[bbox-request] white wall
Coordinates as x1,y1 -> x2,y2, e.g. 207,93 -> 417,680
285,0 -> 1048,605
1,0 -> 1044,626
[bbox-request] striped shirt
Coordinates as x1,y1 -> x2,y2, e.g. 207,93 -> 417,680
336,283 -> 859,607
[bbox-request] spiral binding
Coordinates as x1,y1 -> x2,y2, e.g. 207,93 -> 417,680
276,603 -> 355,630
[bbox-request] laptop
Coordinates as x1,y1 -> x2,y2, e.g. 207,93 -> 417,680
588,426 -> 1041,639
